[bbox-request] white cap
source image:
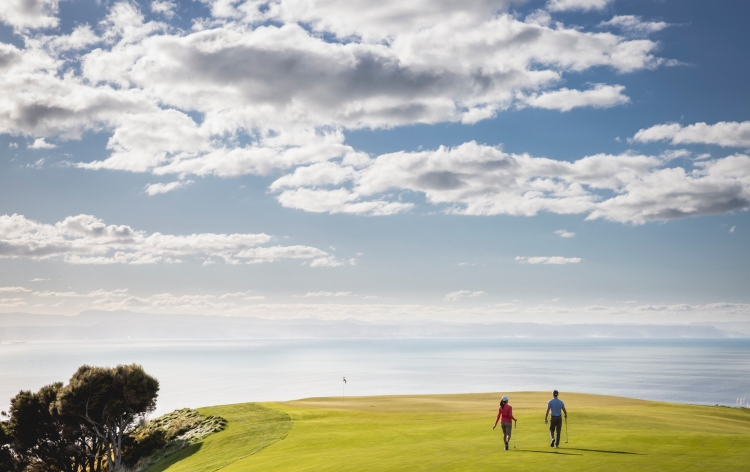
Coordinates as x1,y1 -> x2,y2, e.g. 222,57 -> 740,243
501,396 -> 509,402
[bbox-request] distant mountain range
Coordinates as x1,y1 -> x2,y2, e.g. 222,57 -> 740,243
0,310 -> 748,341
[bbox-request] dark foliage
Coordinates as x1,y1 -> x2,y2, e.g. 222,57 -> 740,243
122,428 -> 167,467
56,364 -> 159,470
3,364 -> 159,471
0,417 -> 21,472
5,383 -> 91,472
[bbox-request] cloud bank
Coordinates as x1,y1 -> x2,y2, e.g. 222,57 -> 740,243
633,121 -> 750,148
145,180 -> 194,196
547,0 -> 613,12
516,256 -> 582,264
445,290 -> 487,301
0,0 -> 60,31
1,1 -> 743,227
599,15 -> 669,37
0,213 -> 344,266
271,142 -> 750,224
0,1 -> 662,180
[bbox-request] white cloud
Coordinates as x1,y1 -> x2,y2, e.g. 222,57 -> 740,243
28,138 -> 56,149
43,24 -> 100,52
304,291 -> 352,298
219,291 -> 265,300
30,278 -> 49,282
16,289 -> 750,322
90,292 -> 235,311
599,15 -> 669,37
633,121 -> 750,148
0,213 -> 342,265
0,0 -> 59,30
215,0 -> 518,42
555,229 -> 576,238
272,142 -> 750,224
308,256 -> 356,267
151,0 -> 177,19
0,297 -> 25,307
445,290 -> 487,301
588,154 -> 750,223
276,188 -> 414,216
145,180 -> 194,196
635,304 -> 692,312
27,290 -> 268,312
32,289 -> 129,298
516,256 -> 581,264
2,1 -> 735,228
0,286 -> 30,293
0,1 -> 666,184
522,84 -> 629,112
547,0 -> 613,12
237,245 -> 333,264
729,225 -> 736,233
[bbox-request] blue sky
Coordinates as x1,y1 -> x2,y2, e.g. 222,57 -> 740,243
0,0 -> 748,322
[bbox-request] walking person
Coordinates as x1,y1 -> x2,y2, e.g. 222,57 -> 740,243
544,390 -> 567,448
493,396 -> 517,450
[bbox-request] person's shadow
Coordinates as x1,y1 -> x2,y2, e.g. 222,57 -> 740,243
517,447 -> 643,456
516,449 -> 583,456
567,448 -> 643,455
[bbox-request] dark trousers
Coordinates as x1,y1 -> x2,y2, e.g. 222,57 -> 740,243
549,416 -> 563,445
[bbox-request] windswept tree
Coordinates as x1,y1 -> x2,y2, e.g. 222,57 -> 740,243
0,416 -> 20,472
4,383 -> 88,472
55,364 -> 159,471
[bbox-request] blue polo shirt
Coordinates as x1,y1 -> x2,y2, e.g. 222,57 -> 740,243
548,398 -> 565,417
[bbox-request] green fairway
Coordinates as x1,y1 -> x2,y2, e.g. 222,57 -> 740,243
149,392 -> 750,471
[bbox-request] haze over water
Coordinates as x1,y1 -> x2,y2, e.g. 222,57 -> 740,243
2,338 -> 749,415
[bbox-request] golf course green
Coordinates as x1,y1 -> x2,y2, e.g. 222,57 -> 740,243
146,392 -> 750,471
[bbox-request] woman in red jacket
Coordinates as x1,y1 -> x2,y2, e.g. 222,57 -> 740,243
493,395 -> 517,450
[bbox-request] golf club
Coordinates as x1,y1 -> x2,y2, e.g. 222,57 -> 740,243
565,416 -> 569,444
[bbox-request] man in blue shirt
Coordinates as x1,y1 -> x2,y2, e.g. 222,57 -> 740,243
545,390 -> 567,448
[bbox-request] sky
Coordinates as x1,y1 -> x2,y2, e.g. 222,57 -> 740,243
0,0 -> 748,323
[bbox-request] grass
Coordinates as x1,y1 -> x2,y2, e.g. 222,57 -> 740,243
144,403 -> 292,472
148,392 -> 750,471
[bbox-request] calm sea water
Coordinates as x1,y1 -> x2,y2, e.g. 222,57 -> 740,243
2,338 -> 749,415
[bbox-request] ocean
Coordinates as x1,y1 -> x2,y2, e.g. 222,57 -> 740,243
2,338 -> 749,415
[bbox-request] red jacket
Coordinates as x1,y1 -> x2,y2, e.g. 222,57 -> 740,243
496,404 -> 515,423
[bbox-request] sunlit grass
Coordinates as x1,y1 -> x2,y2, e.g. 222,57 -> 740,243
150,392 -> 750,471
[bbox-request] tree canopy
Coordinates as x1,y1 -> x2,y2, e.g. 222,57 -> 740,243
1,364 -> 159,471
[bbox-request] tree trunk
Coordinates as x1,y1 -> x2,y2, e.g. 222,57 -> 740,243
115,419 -> 124,469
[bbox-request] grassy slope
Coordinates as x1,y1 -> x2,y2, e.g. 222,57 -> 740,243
151,392 -> 750,471
144,403 -> 292,472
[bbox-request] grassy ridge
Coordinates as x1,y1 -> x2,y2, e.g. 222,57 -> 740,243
144,403 -> 292,472
150,392 -> 750,471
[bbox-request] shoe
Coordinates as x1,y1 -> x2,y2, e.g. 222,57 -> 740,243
505,443 -> 509,450
550,438 -> 555,447
555,444 -> 559,448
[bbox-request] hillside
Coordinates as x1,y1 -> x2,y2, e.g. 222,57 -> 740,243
147,392 -> 750,471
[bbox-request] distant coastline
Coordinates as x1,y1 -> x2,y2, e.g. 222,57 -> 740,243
1,310 -> 749,342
